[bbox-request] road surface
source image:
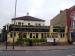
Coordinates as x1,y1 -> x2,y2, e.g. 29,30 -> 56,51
0,46 -> 75,56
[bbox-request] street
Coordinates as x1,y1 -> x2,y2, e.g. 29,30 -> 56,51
0,45 -> 75,56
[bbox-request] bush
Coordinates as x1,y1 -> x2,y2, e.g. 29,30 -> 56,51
40,38 -> 47,42
16,37 -> 24,46
16,38 -> 47,46
32,38 -> 47,42
24,38 -> 30,42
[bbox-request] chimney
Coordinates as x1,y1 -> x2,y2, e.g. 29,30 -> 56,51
26,12 -> 29,16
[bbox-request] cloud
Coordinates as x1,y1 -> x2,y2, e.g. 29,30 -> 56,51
0,0 -> 75,28
31,0 -> 44,9
25,0 -> 45,16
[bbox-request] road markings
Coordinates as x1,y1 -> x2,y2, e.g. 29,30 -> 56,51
67,54 -> 75,56
67,55 -> 72,56
72,54 -> 75,56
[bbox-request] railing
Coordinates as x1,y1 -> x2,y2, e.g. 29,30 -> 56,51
10,24 -> 49,28
9,24 -> 49,29
9,24 -> 49,32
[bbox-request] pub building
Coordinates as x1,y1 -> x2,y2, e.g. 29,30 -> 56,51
7,15 -> 49,44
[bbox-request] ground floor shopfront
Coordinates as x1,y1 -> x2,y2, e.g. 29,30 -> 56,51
49,32 -> 68,45
49,26 -> 68,45
7,32 -> 49,43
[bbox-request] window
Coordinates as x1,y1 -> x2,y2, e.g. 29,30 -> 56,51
35,23 -> 41,26
33,36 -> 35,38
71,12 -> 75,29
30,33 -> 32,38
10,33 -> 12,38
72,21 -> 75,29
13,21 -> 15,24
41,33 -> 43,38
23,34 -> 26,38
60,33 -> 62,38
35,23 -> 37,26
53,28 -> 65,32
0,34 -> 1,37
28,23 -> 30,26
38,24 -> 41,26
16,22 -> 17,25
36,33 -> 38,38
22,23 -> 24,25
18,22 -> 21,25
47,34 -> 49,37
14,32 -> 16,37
44,33 -> 46,38
63,34 -> 64,37
60,33 -> 64,38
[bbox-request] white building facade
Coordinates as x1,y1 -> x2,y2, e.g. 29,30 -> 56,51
7,16 -> 49,43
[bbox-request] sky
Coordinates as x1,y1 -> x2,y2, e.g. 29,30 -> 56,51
0,0 -> 75,29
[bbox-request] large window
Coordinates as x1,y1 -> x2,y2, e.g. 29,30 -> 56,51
53,26 -> 65,32
70,11 -> 75,29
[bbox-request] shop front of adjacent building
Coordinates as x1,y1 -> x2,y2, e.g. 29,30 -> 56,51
50,5 -> 75,44
49,26 -> 68,45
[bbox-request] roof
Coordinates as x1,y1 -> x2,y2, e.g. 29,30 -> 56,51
12,16 -> 45,22
69,5 -> 75,10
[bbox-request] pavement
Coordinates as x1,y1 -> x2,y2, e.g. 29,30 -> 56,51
0,45 -> 75,51
0,48 -> 75,56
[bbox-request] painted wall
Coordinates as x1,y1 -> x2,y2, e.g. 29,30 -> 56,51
12,20 -> 45,26
50,10 -> 67,26
7,32 -> 49,43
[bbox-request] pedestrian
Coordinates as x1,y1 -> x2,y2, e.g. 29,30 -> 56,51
53,38 -> 56,46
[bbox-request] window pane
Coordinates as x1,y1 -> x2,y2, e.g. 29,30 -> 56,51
28,23 -> 30,26
36,33 -> 38,38
18,22 -> 21,25
30,33 -> 32,38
